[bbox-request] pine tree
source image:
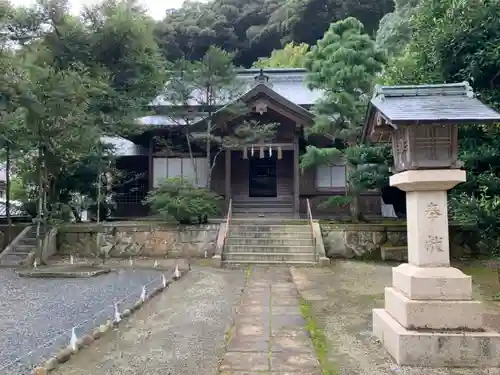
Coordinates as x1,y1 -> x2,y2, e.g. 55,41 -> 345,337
302,17 -> 386,220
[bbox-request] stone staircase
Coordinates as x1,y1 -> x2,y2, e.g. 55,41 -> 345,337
0,225 -> 47,267
222,219 -> 317,266
232,198 -> 294,218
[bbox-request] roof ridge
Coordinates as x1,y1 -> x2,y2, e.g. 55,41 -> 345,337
374,82 -> 474,99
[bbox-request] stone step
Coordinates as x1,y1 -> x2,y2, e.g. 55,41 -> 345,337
12,244 -> 36,253
226,245 -> 314,253
17,237 -> 37,245
229,225 -> 311,233
231,218 -> 309,224
0,253 -> 25,266
223,252 -> 315,262
227,231 -> 312,239
232,213 -> 295,218
226,238 -> 313,246
381,246 -> 408,261
222,260 -> 316,267
226,244 -> 315,253
232,200 -> 293,207
232,209 -> 294,216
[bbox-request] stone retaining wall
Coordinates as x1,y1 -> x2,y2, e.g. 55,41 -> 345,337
0,224 -> 30,249
321,222 -> 477,259
57,222 -> 219,259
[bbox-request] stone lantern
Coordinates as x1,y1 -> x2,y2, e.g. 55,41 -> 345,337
363,82 -> 500,367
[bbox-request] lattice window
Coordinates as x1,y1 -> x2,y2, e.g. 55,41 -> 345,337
316,165 -> 346,188
414,125 -> 453,162
153,157 -> 208,187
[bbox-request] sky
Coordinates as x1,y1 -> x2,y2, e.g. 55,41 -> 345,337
10,0 -> 189,20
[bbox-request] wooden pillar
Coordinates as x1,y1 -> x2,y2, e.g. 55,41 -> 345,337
225,148 -> 231,210
293,135 -> 300,219
147,137 -> 154,215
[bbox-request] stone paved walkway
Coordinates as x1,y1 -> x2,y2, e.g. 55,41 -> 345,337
220,267 -> 321,374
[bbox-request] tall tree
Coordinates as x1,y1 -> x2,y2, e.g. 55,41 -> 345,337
375,0 -> 419,56
301,17 -> 386,220
155,0 -> 394,67
161,46 -> 278,188
2,0 -> 168,222
253,42 -> 309,68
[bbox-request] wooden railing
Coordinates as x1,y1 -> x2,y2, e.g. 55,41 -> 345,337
306,198 -> 317,263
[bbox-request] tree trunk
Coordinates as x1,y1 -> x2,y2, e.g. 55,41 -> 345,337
185,127 -> 198,186
346,162 -> 361,222
36,142 -> 43,263
5,143 -> 11,248
205,86 -> 213,189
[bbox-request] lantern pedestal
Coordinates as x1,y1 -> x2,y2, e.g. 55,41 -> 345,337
372,169 -> 500,367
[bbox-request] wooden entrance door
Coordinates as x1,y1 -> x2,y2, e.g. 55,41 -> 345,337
249,155 -> 277,197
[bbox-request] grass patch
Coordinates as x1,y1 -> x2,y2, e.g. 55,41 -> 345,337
458,262 -> 500,301
299,297 -> 339,375
224,323 -> 235,345
245,266 -> 252,284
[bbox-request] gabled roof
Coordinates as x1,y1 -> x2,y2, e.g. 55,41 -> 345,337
212,83 -> 314,122
150,68 -> 323,108
363,82 -> 500,143
370,82 -> 500,125
142,71 -> 316,127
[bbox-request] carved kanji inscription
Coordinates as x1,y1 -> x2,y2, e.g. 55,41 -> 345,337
425,235 -> 444,253
425,202 -> 442,219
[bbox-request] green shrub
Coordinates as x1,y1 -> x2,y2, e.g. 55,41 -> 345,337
145,177 -> 223,224
451,187 -> 500,256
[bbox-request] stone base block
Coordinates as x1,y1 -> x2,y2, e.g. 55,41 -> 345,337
393,263 -> 472,300
384,287 -> 483,330
373,308 -> 500,367
318,257 -> 331,267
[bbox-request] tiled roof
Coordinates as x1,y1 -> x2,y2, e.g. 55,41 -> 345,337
151,68 -> 322,108
0,201 -> 30,217
100,136 -> 145,157
371,82 -> 500,124
136,115 -> 206,127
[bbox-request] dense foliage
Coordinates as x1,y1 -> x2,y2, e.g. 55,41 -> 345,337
377,0 -> 500,254
155,0 -> 393,67
0,0 -> 167,222
146,177 -> 223,224
301,17 -> 386,220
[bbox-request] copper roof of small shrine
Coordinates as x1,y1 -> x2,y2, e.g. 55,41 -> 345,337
369,82 -> 500,125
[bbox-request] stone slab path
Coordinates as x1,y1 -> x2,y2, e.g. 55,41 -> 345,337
220,267 -> 321,375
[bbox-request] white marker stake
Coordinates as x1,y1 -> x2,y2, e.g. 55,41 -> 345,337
70,255 -> 74,265
204,249 -> 208,259
70,327 -> 78,351
129,257 -> 133,266
114,302 -> 121,323
153,260 -> 158,268
162,274 -> 167,288
174,264 -> 181,279
140,286 -> 146,302
33,259 -> 37,268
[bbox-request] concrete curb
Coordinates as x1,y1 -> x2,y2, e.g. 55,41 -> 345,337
31,269 -> 188,374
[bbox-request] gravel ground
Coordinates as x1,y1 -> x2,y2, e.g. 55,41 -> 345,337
52,267 -> 246,375
291,261 -> 500,375
0,267 -> 167,374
